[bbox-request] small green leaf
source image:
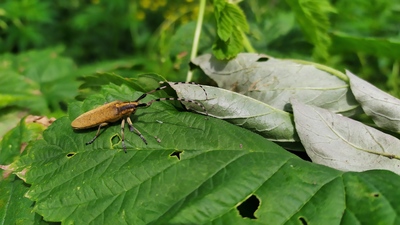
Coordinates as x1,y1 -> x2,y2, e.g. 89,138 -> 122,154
212,0 -> 249,59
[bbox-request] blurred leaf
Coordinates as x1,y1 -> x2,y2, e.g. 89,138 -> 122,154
0,108 -> 27,138
1,48 -> 79,113
169,82 -> 298,142
348,70 -> 400,132
192,53 -> 359,115
331,32 -> 400,59
0,0 -> 53,51
75,58 -> 139,77
332,0 -> 399,36
8,83 -> 400,224
292,99 -> 400,174
0,70 -> 47,114
79,73 -> 140,93
285,0 -> 336,60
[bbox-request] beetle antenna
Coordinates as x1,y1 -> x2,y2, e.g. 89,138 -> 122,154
135,85 -> 169,102
137,97 -> 208,116
135,82 -> 208,102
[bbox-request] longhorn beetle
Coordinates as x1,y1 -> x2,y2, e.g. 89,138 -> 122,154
71,82 -> 208,153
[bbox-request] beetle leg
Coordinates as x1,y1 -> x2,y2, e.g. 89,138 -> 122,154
120,119 -> 127,153
126,117 -> 148,145
86,122 -> 108,145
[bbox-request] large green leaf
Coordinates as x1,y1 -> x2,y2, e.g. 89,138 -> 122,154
8,84 -> 400,224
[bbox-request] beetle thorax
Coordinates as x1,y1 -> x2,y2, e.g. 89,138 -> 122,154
117,102 -> 138,116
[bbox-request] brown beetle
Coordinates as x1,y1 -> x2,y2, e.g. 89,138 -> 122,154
71,83 -> 207,152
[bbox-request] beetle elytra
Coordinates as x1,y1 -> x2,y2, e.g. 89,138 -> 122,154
71,82 -> 208,152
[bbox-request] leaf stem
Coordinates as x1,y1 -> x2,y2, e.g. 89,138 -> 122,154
288,59 -> 348,82
241,29 -> 256,53
186,0 -> 206,82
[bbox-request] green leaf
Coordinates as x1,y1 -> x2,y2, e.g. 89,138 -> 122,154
0,116 -> 51,224
0,174 -> 37,225
285,0 -> 336,60
17,48 -> 79,111
9,83 -> 400,224
192,53 -> 359,115
0,116 -> 48,165
213,0 -> 249,59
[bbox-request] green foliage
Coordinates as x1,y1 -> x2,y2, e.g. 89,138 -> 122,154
0,48 -> 79,115
285,0 -> 336,61
1,0 -> 400,224
0,0 -> 53,52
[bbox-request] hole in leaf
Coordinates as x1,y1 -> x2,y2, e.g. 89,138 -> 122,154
299,216 -> 308,225
237,194 -> 260,219
111,134 -> 120,146
256,56 -> 270,62
170,150 -> 183,160
372,193 -> 380,197
66,152 -> 76,158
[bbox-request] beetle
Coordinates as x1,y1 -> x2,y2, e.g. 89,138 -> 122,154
71,82 -> 207,153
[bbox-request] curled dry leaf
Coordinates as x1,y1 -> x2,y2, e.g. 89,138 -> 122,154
25,115 -> 56,127
192,53 -> 359,115
292,99 -> 400,174
169,82 -> 298,142
347,70 -> 400,132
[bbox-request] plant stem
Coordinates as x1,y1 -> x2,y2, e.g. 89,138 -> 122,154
186,0 -> 206,82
